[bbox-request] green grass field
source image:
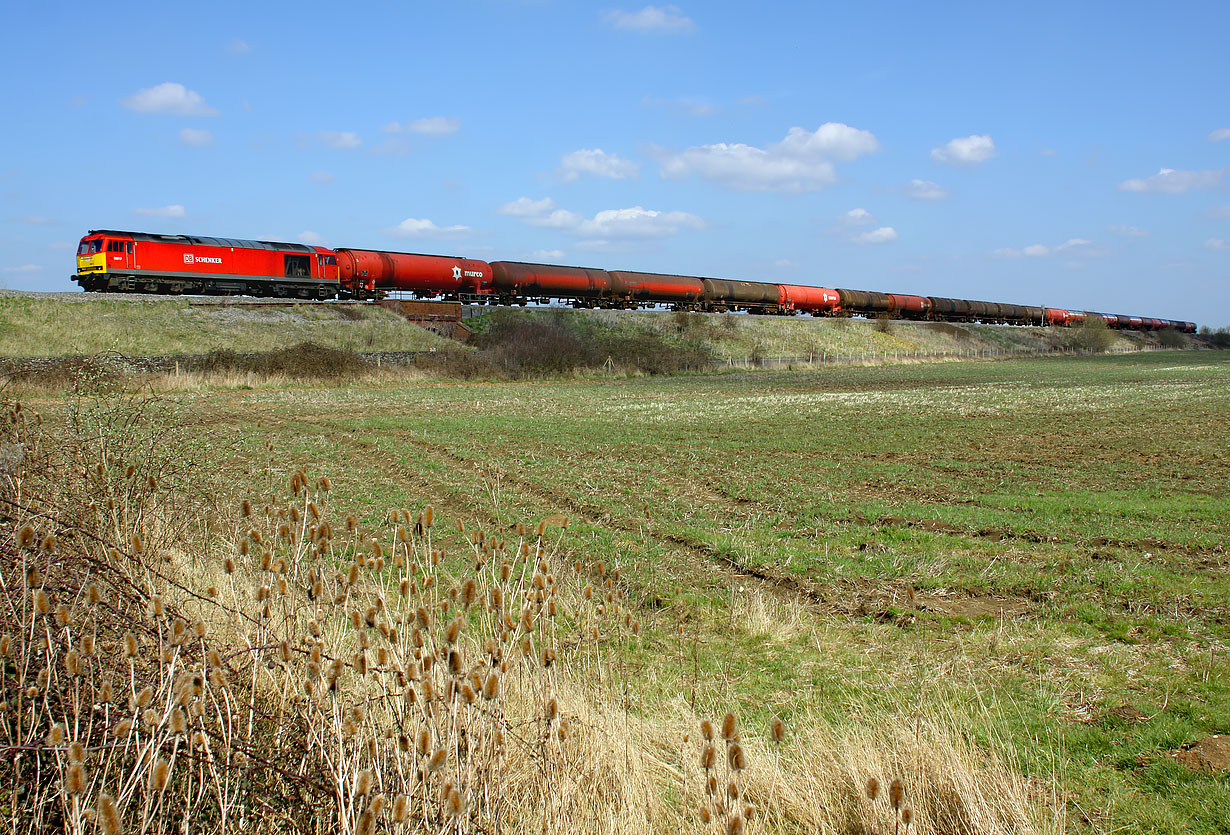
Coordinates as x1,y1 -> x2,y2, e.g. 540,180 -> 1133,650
188,350 -> 1229,831
9,346 -> 1227,833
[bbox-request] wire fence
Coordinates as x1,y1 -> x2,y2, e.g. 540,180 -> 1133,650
720,342 -> 1160,368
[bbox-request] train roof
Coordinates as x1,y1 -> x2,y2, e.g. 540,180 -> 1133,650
86,229 -> 315,253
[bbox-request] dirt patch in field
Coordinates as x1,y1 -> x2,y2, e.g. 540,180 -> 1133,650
1170,735 -> 1230,772
914,591 -> 1033,620
1107,703 -> 1147,723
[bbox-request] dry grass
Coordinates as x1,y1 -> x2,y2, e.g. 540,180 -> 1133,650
0,381 -> 1062,833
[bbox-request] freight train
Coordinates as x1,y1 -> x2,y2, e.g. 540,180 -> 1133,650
72,229 -> 1196,332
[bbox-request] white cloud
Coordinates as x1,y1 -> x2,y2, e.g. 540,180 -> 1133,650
11,215 -> 51,225
178,128 -> 213,146
133,204 -> 186,218
659,122 -> 879,192
499,197 -> 703,242
385,218 -> 471,239
319,131 -> 361,149
931,134 -> 997,166
530,250 -> 566,261
994,238 -> 1101,258
843,208 -> 876,225
1206,238 -> 1228,250
904,179 -> 949,200
558,149 -> 640,182
1209,128 -> 1230,142
310,171 -> 335,184
603,5 -> 695,32
1208,205 -> 1230,219
852,226 -> 897,245
774,259 -> 797,268
1040,148 -> 1057,156
298,231 -> 326,245
122,83 -> 218,116
777,123 -> 880,162
2,264 -> 42,273
496,197 -> 560,220
1119,167 -> 1226,193
1108,224 -> 1150,237
384,116 -> 461,136
227,39 -> 251,54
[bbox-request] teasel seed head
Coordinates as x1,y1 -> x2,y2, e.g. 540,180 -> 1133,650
445,787 -> 464,819
865,777 -> 880,801
427,748 -> 447,773
393,795 -> 409,823
97,794 -> 120,835
889,778 -> 904,810
169,708 -> 187,735
445,617 -> 462,645
901,808 -> 914,826
98,680 -> 114,704
65,650 -> 83,677
135,686 -> 154,708
726,814 -> 745,835
721,712 -> 738,741
151,757 -> 171,792
46,723 -> 67,746
701,744 -> 716,770
771,716 -> 786,743
727,743 -> 746,771
57,757 -> 85,795
33,590 -> 50,616
699,806 -> 711,825
356,769 -> 373,796
112,719 -> 133,738
727,780 -> 740,800
17,525 -> 36,551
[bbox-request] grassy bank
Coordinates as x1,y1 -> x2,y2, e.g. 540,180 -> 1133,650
0,291 -> 1187,360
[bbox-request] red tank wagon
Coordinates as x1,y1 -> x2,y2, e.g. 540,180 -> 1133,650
607,271 -> 704,305
779,285 -> 840,314
488,262 -> 613,303
335,249 -> 491,297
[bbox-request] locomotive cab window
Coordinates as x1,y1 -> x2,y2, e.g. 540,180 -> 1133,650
78,240 -> 103,255
283,254 -> 310,277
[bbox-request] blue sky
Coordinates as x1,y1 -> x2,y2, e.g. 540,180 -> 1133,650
2,1 -> 1227,325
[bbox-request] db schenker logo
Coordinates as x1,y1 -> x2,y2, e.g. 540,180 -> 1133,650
184,253 -> 222,265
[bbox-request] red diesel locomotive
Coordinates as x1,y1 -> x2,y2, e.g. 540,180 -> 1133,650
72,229 -> 1197,332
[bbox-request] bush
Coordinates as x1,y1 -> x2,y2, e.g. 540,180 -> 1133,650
198,341 -> 369,379
472,310 -> 714,377
1204,327 -> 1230,349
1157,327 -> 1186,348
1068,317 -> 1116,353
